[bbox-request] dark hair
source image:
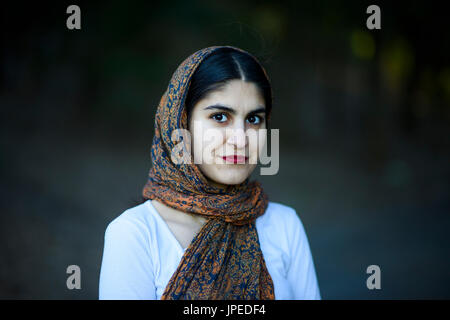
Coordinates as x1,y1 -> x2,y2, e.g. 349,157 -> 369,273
132,48 -> 272,208
185,47 -> 272,128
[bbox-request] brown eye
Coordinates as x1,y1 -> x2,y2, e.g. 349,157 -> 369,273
246,115 -> 262,125
211,113 -> 228,123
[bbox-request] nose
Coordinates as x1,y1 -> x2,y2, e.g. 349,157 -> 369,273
226,127 -> 247,149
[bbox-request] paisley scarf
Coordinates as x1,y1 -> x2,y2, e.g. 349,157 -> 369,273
142,46 -> 275,300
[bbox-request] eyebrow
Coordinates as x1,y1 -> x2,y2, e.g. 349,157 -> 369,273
204,104 -> 266,115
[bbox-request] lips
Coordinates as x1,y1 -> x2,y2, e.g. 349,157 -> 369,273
222,155 -> 248,164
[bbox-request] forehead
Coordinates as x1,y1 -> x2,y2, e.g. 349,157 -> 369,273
195,79 -> 265,112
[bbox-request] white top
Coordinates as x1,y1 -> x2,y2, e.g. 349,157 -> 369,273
99,200 -> 321,300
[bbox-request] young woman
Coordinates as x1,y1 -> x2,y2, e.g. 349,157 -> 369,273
99,46 -> 321,300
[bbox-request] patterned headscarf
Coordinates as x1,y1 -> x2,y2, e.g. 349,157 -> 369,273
142,46 -> 275,300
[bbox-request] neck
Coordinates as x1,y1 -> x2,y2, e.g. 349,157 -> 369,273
152,200 -> 207,226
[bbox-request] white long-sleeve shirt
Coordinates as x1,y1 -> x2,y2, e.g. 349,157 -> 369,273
99,200 -> 321,300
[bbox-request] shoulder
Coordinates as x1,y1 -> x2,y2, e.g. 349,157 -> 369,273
259,201 -> 302,229
266,201 -> 298,217
257,201 -> 309,247
100,202 -> 157,300
104,201 -> 154,244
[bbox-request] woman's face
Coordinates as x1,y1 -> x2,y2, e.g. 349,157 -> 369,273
188,79 -> 267,187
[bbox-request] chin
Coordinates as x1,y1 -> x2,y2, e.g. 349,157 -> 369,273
215,175 -> 248,185
200,164 -> 253,186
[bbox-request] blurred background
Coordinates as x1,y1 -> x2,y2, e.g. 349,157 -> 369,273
1,0 -> 449,299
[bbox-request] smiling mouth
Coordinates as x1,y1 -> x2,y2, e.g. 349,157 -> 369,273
222,155 -> 248,164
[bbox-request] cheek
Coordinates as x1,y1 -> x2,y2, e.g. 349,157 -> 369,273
191,126 -> 227,163
258,139 -> 267,157
202,129 -> 226,151
247,130 -> 267,162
